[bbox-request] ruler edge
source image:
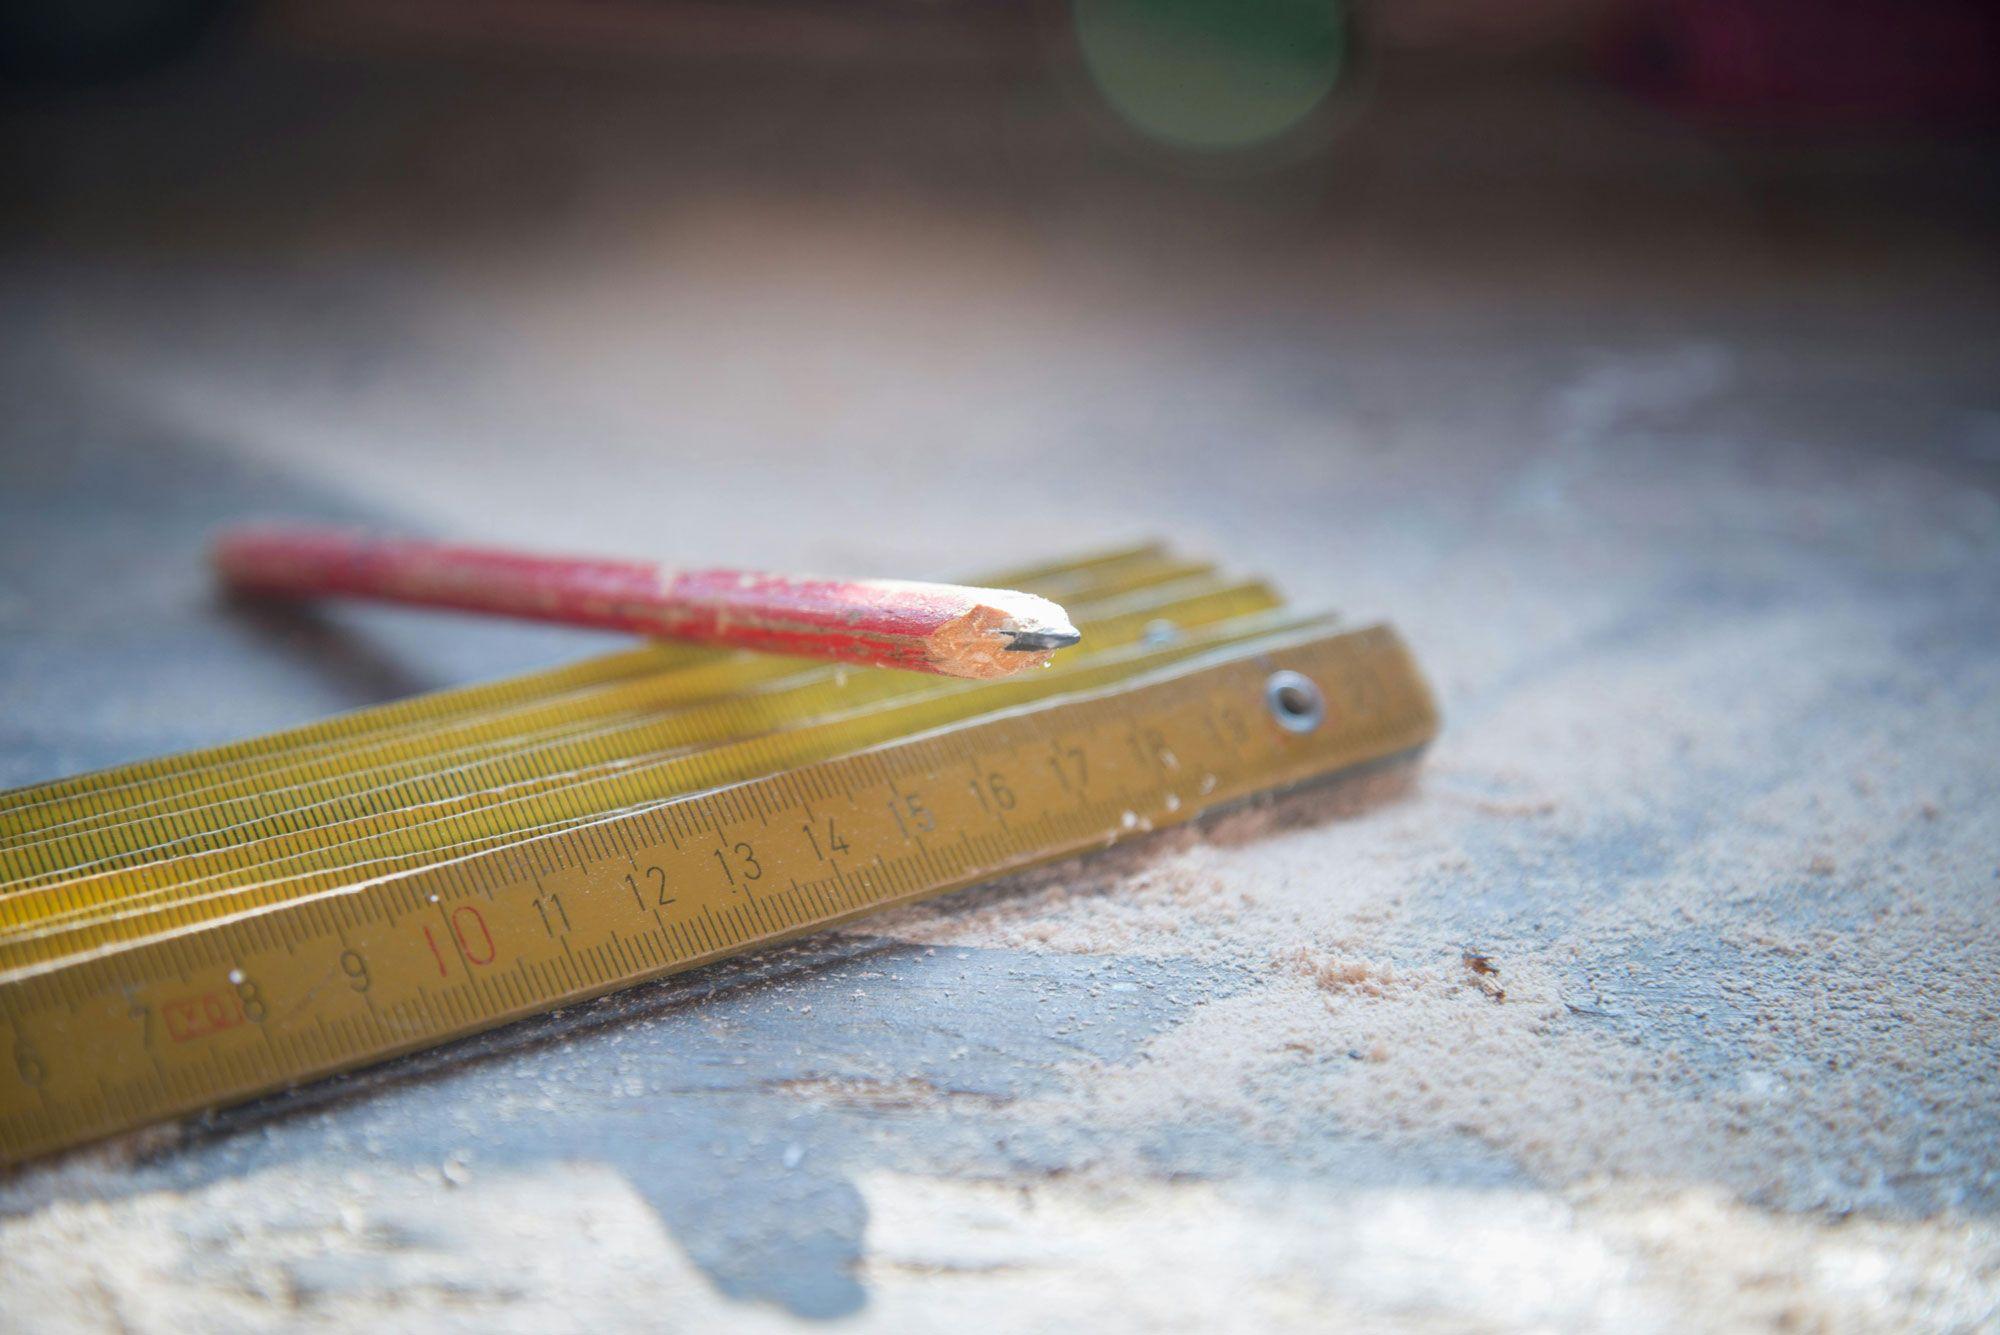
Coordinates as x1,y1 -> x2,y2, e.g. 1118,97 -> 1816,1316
0,622 -> 1440,1167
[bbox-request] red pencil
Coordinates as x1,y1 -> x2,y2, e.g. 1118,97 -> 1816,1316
211,526 -> 1081,680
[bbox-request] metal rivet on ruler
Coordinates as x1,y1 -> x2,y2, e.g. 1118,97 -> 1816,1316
1264,670 -> 1325,733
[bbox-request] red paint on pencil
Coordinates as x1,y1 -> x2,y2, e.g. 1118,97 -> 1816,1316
211,526 -> 1080,679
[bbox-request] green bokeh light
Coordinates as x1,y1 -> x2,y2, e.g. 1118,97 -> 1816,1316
1075,0 -> 1349,150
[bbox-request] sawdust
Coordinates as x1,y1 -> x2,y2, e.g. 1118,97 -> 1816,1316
10,1157 -> 1991,1333
1000,778 -> 1990,1213
771,1075 -> 1011,1113
864,569 -> 2000,1293
855,1170 -> 2000,1333
0,1161 -> 759,1334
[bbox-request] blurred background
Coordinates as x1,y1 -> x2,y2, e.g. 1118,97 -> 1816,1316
3,0 -> 1996,771
4,5 -> 2000,1327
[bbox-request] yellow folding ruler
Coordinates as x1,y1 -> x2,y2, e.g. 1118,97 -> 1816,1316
0,546 -> 1437,1164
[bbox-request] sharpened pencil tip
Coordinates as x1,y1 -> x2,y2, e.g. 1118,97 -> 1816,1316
1001,627 -> 1083,651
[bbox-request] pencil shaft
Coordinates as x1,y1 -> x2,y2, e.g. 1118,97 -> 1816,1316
211,527 -> 1077,678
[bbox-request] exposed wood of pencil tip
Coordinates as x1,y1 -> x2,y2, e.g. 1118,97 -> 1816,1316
209,526 -> 1081,680
911,583 -> 1082,679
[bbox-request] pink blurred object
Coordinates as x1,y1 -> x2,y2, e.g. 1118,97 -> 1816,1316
1611,0 -> 2000,124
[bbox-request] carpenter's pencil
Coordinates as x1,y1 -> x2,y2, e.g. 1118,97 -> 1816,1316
211,526 -> 1081,679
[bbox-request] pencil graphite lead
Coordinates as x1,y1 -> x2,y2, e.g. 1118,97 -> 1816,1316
1000,627 -> 1084,652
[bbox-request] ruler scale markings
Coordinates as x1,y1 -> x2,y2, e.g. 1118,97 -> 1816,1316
1,622 -> 1434,1163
